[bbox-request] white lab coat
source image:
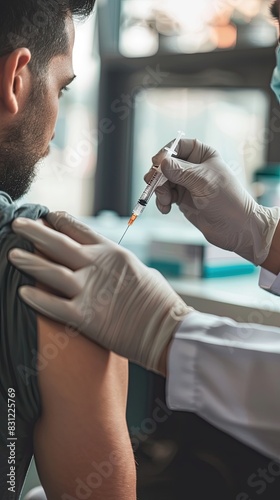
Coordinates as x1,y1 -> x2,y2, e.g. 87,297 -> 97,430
166,268 -> 280,462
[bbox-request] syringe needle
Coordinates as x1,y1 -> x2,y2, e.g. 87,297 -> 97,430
118,214 -> 138,245
118,225 -> 129,245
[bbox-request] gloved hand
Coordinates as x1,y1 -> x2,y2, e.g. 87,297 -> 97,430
148,139 -> 280,266
8,213 -> 192,374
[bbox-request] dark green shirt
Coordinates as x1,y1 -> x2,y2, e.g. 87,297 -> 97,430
0,192 -> 49,499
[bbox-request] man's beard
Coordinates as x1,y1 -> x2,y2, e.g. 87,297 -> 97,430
0,82 -> 49,201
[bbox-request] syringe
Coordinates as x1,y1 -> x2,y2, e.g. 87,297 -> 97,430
119,130 -> 185,244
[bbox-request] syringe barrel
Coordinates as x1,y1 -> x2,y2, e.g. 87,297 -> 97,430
132,203 -> 145,217
130,131 -> 184,222
138,170 -> 166,205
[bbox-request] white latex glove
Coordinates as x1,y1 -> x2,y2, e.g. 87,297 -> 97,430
148,139 -> 280,266
8,213 -> 192,373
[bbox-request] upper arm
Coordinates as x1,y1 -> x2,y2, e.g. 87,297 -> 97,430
32,221 -> 136,500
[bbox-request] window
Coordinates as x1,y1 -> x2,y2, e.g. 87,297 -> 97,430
94,0 -> 280,217
119,0 -> 278,58
131,87 -> 269,222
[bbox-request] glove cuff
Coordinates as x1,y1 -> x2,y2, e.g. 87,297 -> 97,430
141,299 -> 194,374
238,206 -> 280,265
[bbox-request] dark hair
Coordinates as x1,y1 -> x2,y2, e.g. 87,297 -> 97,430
270,1 -> 279,21
0,0 -> 96,74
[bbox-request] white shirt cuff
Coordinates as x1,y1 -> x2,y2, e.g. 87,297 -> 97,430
166,314 -> 198,412
259,268 -> 280,296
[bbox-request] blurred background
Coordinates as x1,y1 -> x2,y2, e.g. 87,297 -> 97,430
24,0 -> 280,218
22,1 -> 280,499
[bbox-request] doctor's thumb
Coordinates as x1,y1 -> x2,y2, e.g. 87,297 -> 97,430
160,157 -> 197,187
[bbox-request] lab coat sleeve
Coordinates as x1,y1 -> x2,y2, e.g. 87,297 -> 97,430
259,267 -> 280,295
166,310 -> 280,461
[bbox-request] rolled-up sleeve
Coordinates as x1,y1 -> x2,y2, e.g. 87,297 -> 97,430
0,192 -> 49,499
166,311 -> 280,462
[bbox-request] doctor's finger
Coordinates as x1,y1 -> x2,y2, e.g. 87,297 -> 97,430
8,249 -> 82,298
155,184 -> 178,214
18,286 -> 80,328
155,183 -> 173,205
47,211 -> 108,246
12,218 -> 89,270
155,196 -> 172,215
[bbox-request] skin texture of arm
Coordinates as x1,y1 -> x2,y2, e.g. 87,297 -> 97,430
32,221 -> 136,500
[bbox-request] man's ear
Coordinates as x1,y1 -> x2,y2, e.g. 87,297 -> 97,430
1,48 -> 31,115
